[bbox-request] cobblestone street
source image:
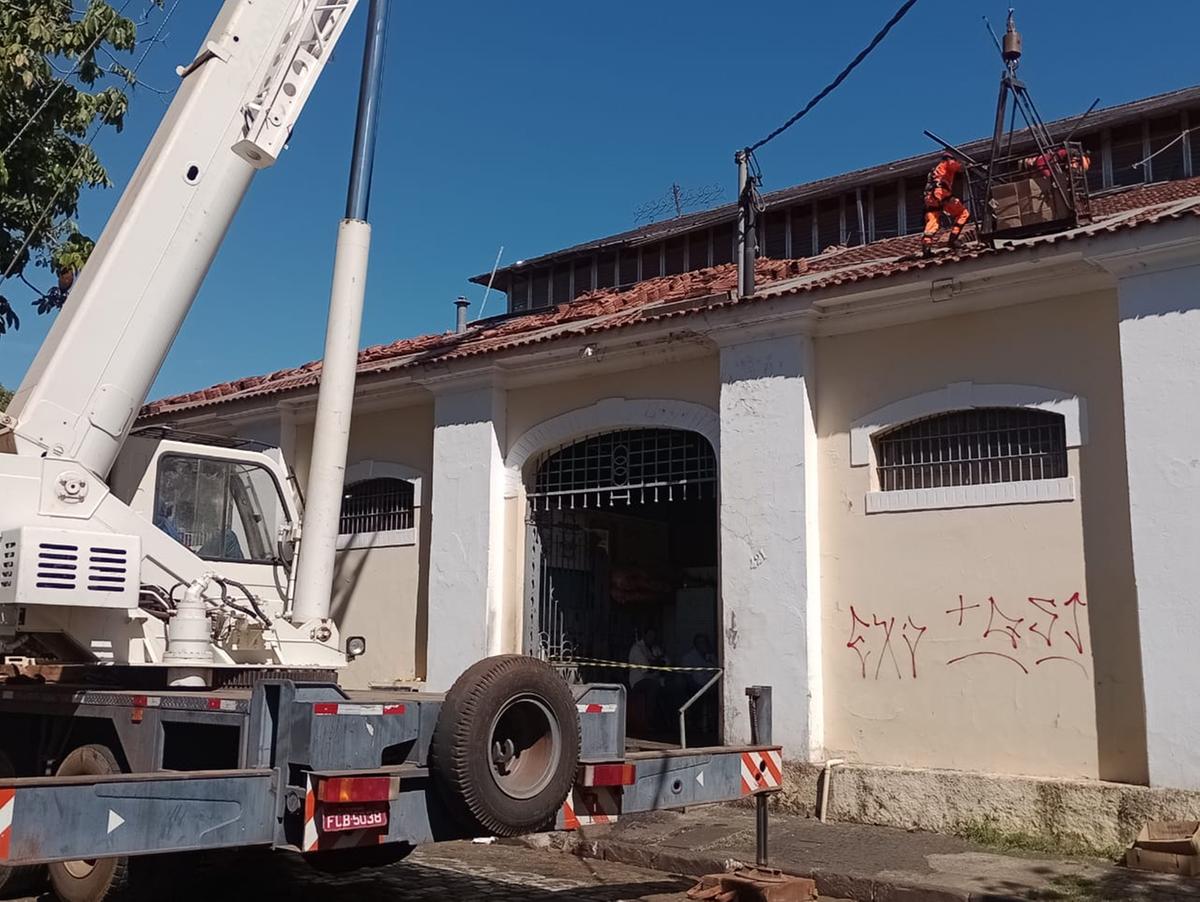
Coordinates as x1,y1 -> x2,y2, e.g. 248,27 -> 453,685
4,841 -> 694,902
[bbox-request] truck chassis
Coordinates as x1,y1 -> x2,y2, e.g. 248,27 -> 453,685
0,677 -> 781,873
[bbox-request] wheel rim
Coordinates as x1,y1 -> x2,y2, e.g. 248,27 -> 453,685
62,858 -> 97,879
487,695 -> 561,800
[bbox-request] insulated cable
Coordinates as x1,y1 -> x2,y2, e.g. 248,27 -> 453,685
746,0 -> 921,155
212,576 -> 270,626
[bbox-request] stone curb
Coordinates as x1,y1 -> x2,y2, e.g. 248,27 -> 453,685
514,832 -> 1038,902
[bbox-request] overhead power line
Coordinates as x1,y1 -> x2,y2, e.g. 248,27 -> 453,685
1,0 -> 139,159
2,0 -> 182,283
746,0 -> 920,154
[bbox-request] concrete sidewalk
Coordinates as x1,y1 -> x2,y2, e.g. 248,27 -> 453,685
522,806 -> 1200,901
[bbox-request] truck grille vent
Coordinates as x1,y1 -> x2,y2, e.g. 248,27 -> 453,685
36,542 -> 80,590
87,545 -> 130,594
1,538 -> 15,589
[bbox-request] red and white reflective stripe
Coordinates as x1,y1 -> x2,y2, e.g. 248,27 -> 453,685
740,749 -> 783,795
303,777 -> 319,852
206,698 -> 238,711
0,787 -> 13,861
561,787 -> 621,829
576,703 -> 618,715
313,703 -> 406,716
579,763 -> 637,787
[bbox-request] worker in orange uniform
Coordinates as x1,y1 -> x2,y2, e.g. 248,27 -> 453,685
1023,146 -> 1091,178
921,153 -> 971,257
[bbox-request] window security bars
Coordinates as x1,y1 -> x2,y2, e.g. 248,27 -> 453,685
874,408 -> 1066,492
339,477 -> 415,534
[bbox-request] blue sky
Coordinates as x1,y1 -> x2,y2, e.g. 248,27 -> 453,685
2,0 -> 1198,398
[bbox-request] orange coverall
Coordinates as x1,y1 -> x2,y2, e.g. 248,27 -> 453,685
922,156 -> 970,250
1023,147 -> 1091,178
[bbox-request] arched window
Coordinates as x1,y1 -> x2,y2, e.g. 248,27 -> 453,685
873,407 -> 1067,492
339,477 -> 415,535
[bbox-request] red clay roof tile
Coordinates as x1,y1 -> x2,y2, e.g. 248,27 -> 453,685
140,179 -> 1200,419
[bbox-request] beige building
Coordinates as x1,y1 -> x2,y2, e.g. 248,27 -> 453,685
141,87 -> 1200,809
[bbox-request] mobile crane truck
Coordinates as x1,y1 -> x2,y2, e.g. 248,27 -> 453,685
0,2 -> 783,900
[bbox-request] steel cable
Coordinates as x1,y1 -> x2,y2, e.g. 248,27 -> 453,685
746,0 -> 920,154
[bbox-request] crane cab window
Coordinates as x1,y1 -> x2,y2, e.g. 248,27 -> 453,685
154,454 -> 288,564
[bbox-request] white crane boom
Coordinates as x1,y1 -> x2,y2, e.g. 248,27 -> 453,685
2,0 -> 358,479
0,0 -> 368,680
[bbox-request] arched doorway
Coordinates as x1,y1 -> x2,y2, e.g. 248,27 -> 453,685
525,427 -> 720,747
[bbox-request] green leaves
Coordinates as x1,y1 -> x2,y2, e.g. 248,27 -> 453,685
0,383 -> 13,411
0,0 -> 159,336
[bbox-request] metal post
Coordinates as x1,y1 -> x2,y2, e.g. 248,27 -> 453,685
746,685 -> 773,867
735,149 -> 755,298
292,0 -> 390,626
855,186 -> 867,246
677,670 -> 722,749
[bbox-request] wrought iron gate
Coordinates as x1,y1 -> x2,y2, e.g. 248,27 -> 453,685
524,428 -> 717,667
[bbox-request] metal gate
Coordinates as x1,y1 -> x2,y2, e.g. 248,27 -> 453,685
524,428 -> 717,668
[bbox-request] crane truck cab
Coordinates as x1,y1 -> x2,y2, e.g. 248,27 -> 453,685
109,426 -> 301,615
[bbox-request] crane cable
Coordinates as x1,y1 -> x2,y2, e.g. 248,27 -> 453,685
1,0 -> 181,284
746,0 -> 921,156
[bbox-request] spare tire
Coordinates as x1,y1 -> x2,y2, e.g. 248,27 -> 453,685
431,655 -> 579,836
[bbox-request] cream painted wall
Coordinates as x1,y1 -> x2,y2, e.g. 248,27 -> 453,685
506,355 -> 720,458
293,401 -> 435,688
816,290 -> 1146,782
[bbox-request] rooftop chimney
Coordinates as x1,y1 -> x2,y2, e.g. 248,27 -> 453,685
455,296 -> 470,333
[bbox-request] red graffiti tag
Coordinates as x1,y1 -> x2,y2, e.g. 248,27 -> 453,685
901,617 -> 928,679
846,606 -> 872,679
1036,655 -> 1088,676
945,594 -> 982,627
982,597 -> 1024,649
1063,592 -> 1087,655
946,651 -> 1030,674
873,615 -> 901,680
1026,597 -> 1059,647
943,592 -> 1088,676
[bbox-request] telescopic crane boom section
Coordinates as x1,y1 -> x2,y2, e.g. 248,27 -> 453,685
3,0 -> 359,479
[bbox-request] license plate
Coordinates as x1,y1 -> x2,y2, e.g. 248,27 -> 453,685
321,805 -> 388,833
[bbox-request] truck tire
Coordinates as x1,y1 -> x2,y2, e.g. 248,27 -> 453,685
47,744 -> 131,902
431,655 -> 579,837
0,747 -> 46,897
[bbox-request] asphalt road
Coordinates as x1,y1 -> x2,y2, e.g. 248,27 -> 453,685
3,841 -> 696,902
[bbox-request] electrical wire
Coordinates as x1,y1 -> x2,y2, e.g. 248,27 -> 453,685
1,0 -> 138,159
1133,126 -> 1198,171
746,0 -> 921,154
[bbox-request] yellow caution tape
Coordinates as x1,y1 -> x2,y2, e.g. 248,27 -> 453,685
549,657 -> 720,673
